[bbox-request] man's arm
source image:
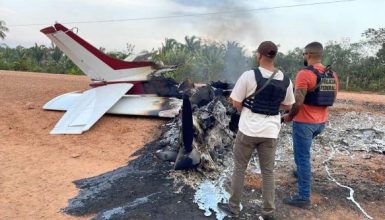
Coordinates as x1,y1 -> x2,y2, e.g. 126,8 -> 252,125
230,97 -> 243,113
283,88 -> 307,122
229,71 -> 249,113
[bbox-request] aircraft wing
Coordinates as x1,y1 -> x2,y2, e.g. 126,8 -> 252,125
44,93 -> 182,118
50,83 -> 132,134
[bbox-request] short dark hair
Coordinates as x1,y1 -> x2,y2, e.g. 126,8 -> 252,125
257,41 -> 278,59
304,42 -> 323,58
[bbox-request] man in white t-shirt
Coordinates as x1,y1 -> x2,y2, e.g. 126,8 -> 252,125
218,41 -> 295,219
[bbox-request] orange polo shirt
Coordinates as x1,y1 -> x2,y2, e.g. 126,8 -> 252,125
293,64 -> 339,123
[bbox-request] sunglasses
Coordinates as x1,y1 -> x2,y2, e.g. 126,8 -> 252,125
303,52 -> 317,56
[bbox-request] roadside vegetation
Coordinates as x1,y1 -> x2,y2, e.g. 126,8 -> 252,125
0,19 -> 384,92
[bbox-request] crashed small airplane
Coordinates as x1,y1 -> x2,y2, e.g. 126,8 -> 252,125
41,23 -> 235,170
41,23 -> 184,134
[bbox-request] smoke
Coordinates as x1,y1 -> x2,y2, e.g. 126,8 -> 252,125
172,0 -> 261,46
172,0 -> 260,83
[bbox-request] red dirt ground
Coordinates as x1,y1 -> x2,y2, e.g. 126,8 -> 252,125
0,70 -> 165,219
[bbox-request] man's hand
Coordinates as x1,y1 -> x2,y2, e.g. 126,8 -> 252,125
281,113 -> 293,123
230,97 -> 243,113
233,100 -> 243,113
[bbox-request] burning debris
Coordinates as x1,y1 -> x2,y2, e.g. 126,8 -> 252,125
154,80 -> 237,174
61,83 -> 385,219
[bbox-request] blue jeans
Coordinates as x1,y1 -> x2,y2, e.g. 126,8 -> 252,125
292,121 -> 325,200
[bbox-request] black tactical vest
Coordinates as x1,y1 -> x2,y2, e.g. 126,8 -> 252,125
303,65 -> 337,106
243,68 -> 290,116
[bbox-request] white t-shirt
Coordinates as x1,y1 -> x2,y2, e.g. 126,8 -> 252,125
230,67 -> 295,139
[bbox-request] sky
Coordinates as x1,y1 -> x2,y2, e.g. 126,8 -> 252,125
1,0 -> 384,55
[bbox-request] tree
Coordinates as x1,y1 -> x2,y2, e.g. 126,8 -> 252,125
377,43 -> 385,64
29,43 -> 48,65
0,20 -> 9,40
222,41 -> 249,82
275,47 -> 303,78
361,28 -> 385,56
362,28 -> 385,47
194,43 -> 225,82
183,36 -> 201,54
0,30 -> 383,92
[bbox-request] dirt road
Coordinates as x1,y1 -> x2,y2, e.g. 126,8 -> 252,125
0,70 -> 165,219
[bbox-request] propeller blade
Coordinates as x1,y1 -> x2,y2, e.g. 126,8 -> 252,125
182,94 -> 193,153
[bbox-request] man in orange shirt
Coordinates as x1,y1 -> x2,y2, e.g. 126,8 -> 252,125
282,42 -> 339,208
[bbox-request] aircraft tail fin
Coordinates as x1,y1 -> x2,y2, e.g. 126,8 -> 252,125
41,23 -> 156,81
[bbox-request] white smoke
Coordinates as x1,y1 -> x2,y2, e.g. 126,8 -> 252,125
171,0 -> 262,52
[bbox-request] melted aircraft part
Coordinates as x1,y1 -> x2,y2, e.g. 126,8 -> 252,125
194,180 -> 229,220
173,94 -> 201,170
144,75 -> 181,97
210,81 -> 235,97
155,149 -> 178,162
178,78 -> 195,92
193,165 -> 242,220
190,86 -> 215,107
182,94 -> 194,153
90,75 -> 181,97
174,148 -> 201,170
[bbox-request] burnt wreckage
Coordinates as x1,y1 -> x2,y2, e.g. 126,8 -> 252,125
146,75 -> 237,171
62,76 -> 244,219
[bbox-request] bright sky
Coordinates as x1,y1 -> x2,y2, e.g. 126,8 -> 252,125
1,0 -> 384,54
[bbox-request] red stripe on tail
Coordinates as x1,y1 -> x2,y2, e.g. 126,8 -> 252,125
41,23 -> 156,70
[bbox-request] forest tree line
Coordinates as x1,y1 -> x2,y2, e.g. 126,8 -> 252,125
0,22 -> 384,92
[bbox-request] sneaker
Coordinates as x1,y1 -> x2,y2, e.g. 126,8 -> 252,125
217,202 -> 239,218
283,195 -> 311,209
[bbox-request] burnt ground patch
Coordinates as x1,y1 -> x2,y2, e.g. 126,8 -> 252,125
63,142 -> 385,220
63,141 -> 213,220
